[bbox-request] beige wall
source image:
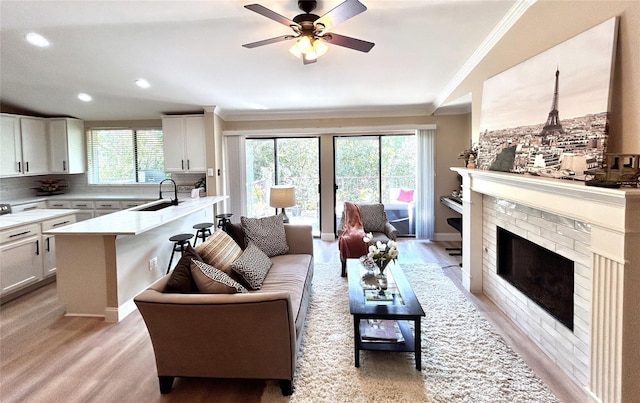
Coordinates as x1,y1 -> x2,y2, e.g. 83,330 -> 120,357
446,0 -> 640,153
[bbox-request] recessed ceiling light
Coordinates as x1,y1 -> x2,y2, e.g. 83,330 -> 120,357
25,32 -> 50,47
134,79 -> 151,88
77,93 -> 92,102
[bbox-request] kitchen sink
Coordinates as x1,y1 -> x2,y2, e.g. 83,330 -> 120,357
135,201 -> 181,212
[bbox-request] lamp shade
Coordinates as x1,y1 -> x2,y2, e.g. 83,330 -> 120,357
269,185 -> 296,208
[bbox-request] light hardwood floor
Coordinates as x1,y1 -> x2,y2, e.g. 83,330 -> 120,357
0,239 -> 585,402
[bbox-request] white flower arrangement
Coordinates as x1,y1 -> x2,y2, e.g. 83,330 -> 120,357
363,232 -> 398,274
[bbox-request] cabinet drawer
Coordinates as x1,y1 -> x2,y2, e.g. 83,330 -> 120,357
12,202 -> 46,212
70,201 -> 94,209
48,200 -> 71,209
121,200 -> 149,209
95,201 -> 121,209
42,215 -> 77,231
0,223 -> 41,244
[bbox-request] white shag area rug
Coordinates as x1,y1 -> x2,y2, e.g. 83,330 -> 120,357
261,263 -> 560,403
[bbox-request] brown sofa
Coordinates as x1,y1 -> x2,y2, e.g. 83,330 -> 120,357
134,223 -> 313,396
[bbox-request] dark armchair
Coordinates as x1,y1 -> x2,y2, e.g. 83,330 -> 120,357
338,202 -> 398,277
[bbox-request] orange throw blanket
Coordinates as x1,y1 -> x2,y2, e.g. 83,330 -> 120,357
338,202 -> 368,258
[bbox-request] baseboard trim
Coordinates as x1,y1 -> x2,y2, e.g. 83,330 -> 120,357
433,232 -> 463,242
320,232 -> 336,241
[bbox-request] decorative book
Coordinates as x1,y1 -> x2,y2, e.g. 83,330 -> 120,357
360,319 -> 404,343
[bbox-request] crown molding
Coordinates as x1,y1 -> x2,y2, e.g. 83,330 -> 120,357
214,104 -> 433,122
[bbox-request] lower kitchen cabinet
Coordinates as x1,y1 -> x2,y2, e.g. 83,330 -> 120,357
0,223 -> 42,296
42,214 -> 76,277
0,213 -> 76,299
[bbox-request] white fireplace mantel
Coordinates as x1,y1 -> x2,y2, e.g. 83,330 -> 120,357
451,167 -> 640,403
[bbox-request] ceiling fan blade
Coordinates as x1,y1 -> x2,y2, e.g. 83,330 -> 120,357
322,33 -> 374,53
242,35 -> 296,49
315,0 -> 367,31
244,4 -> 298,27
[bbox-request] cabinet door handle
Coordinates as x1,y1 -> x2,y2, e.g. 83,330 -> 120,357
76,204 -> 87,207
181,160 -> 184,170
52,220 -> 70,227
35,239 -> 40,255
101,204 -> 112,207
17,161 -> 22,173
63,161 -> 67,171
9,230 -> 31,238
187,160 -> 190,170
46,237 -> 51,252
24,206 -> 38,211
25,161 -> 29,172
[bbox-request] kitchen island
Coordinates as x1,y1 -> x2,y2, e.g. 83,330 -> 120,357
44,195 -> 227,322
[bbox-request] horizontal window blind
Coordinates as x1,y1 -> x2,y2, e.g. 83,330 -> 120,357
87,128 -> 165,184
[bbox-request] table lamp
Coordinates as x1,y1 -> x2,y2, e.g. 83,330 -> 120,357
269,185 -> 295,223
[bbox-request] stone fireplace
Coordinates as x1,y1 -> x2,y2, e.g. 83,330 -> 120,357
452,167 -> 640,403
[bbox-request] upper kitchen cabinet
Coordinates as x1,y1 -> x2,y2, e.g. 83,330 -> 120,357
162,115 -> 206,173
49,118 -> 86,174
0,114 -> 22,177
0,114 -> 49,177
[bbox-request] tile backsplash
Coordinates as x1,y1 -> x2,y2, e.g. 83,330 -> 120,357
0,172 -> 205,202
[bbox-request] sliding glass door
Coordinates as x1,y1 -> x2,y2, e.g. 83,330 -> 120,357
245,137 -> 320,235
334,135 -> 416,236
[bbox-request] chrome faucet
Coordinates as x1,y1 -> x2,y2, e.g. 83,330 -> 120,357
159,179 -> 179,205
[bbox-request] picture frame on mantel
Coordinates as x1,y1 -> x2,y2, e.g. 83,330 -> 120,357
476,17 -> 618,180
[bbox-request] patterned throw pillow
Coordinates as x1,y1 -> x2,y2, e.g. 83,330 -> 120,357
190,259 -> 248,294
240,214 -> 289,257
165,244 -> 200,293
195,228 -> 243,276
359,203 -> 388,233
231,242 -> 273,290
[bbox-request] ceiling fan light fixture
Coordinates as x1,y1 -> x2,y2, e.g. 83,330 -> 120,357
312,39 -> 329,58
297,35 -> 312,52
289,44 -> 302,58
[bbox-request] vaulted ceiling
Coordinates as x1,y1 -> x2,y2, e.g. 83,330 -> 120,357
0,1 -> 523,121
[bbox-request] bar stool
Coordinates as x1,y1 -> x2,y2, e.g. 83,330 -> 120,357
215,213 -> 233,233
193,222 -> 214,246
167,233 -> 194,274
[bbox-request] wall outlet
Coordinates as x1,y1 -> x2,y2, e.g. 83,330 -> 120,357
149,256 -> 158,271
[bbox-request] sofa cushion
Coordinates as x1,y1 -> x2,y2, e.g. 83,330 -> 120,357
241,214 -> 289,257
359,203 -> 387,233
195,229 -> 243,276
164,244 -> 200,293
397,188 -> 414,203
231,242 -> 272,290
191,259 -> 248,294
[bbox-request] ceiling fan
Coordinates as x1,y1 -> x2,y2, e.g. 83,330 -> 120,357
242,0 -> 375,64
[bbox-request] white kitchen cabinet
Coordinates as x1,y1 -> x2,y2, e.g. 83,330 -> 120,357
41,214 -> 76,277
0,114 -> 22,176
121,200 -> 148,209
49,118 -> 86,174
19,117 -> 50,175
0,114 -> 49,177
162,115 -> 206,172
95,200 -> 121,216
69,200 -> 95,221
0,223 -> 42,296
12,201 -> 47,212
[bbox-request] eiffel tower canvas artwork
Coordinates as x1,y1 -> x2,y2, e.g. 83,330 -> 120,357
476,17 -> 617,179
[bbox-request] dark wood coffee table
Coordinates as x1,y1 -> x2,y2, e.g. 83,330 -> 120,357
347,258 -> 425,370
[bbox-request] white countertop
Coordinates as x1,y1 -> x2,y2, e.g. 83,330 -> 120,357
0,209 -> 80,231
43,195 -> 227,236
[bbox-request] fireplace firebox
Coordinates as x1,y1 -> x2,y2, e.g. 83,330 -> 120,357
497,227 -> 574,330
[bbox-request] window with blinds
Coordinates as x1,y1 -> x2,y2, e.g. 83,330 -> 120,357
86,128 -> 166,184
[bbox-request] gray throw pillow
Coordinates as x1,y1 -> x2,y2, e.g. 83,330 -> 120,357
359,203 -> 387,233
231,242 -> 272,290
240,214 -> 289,257
191,259 -> 248,294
